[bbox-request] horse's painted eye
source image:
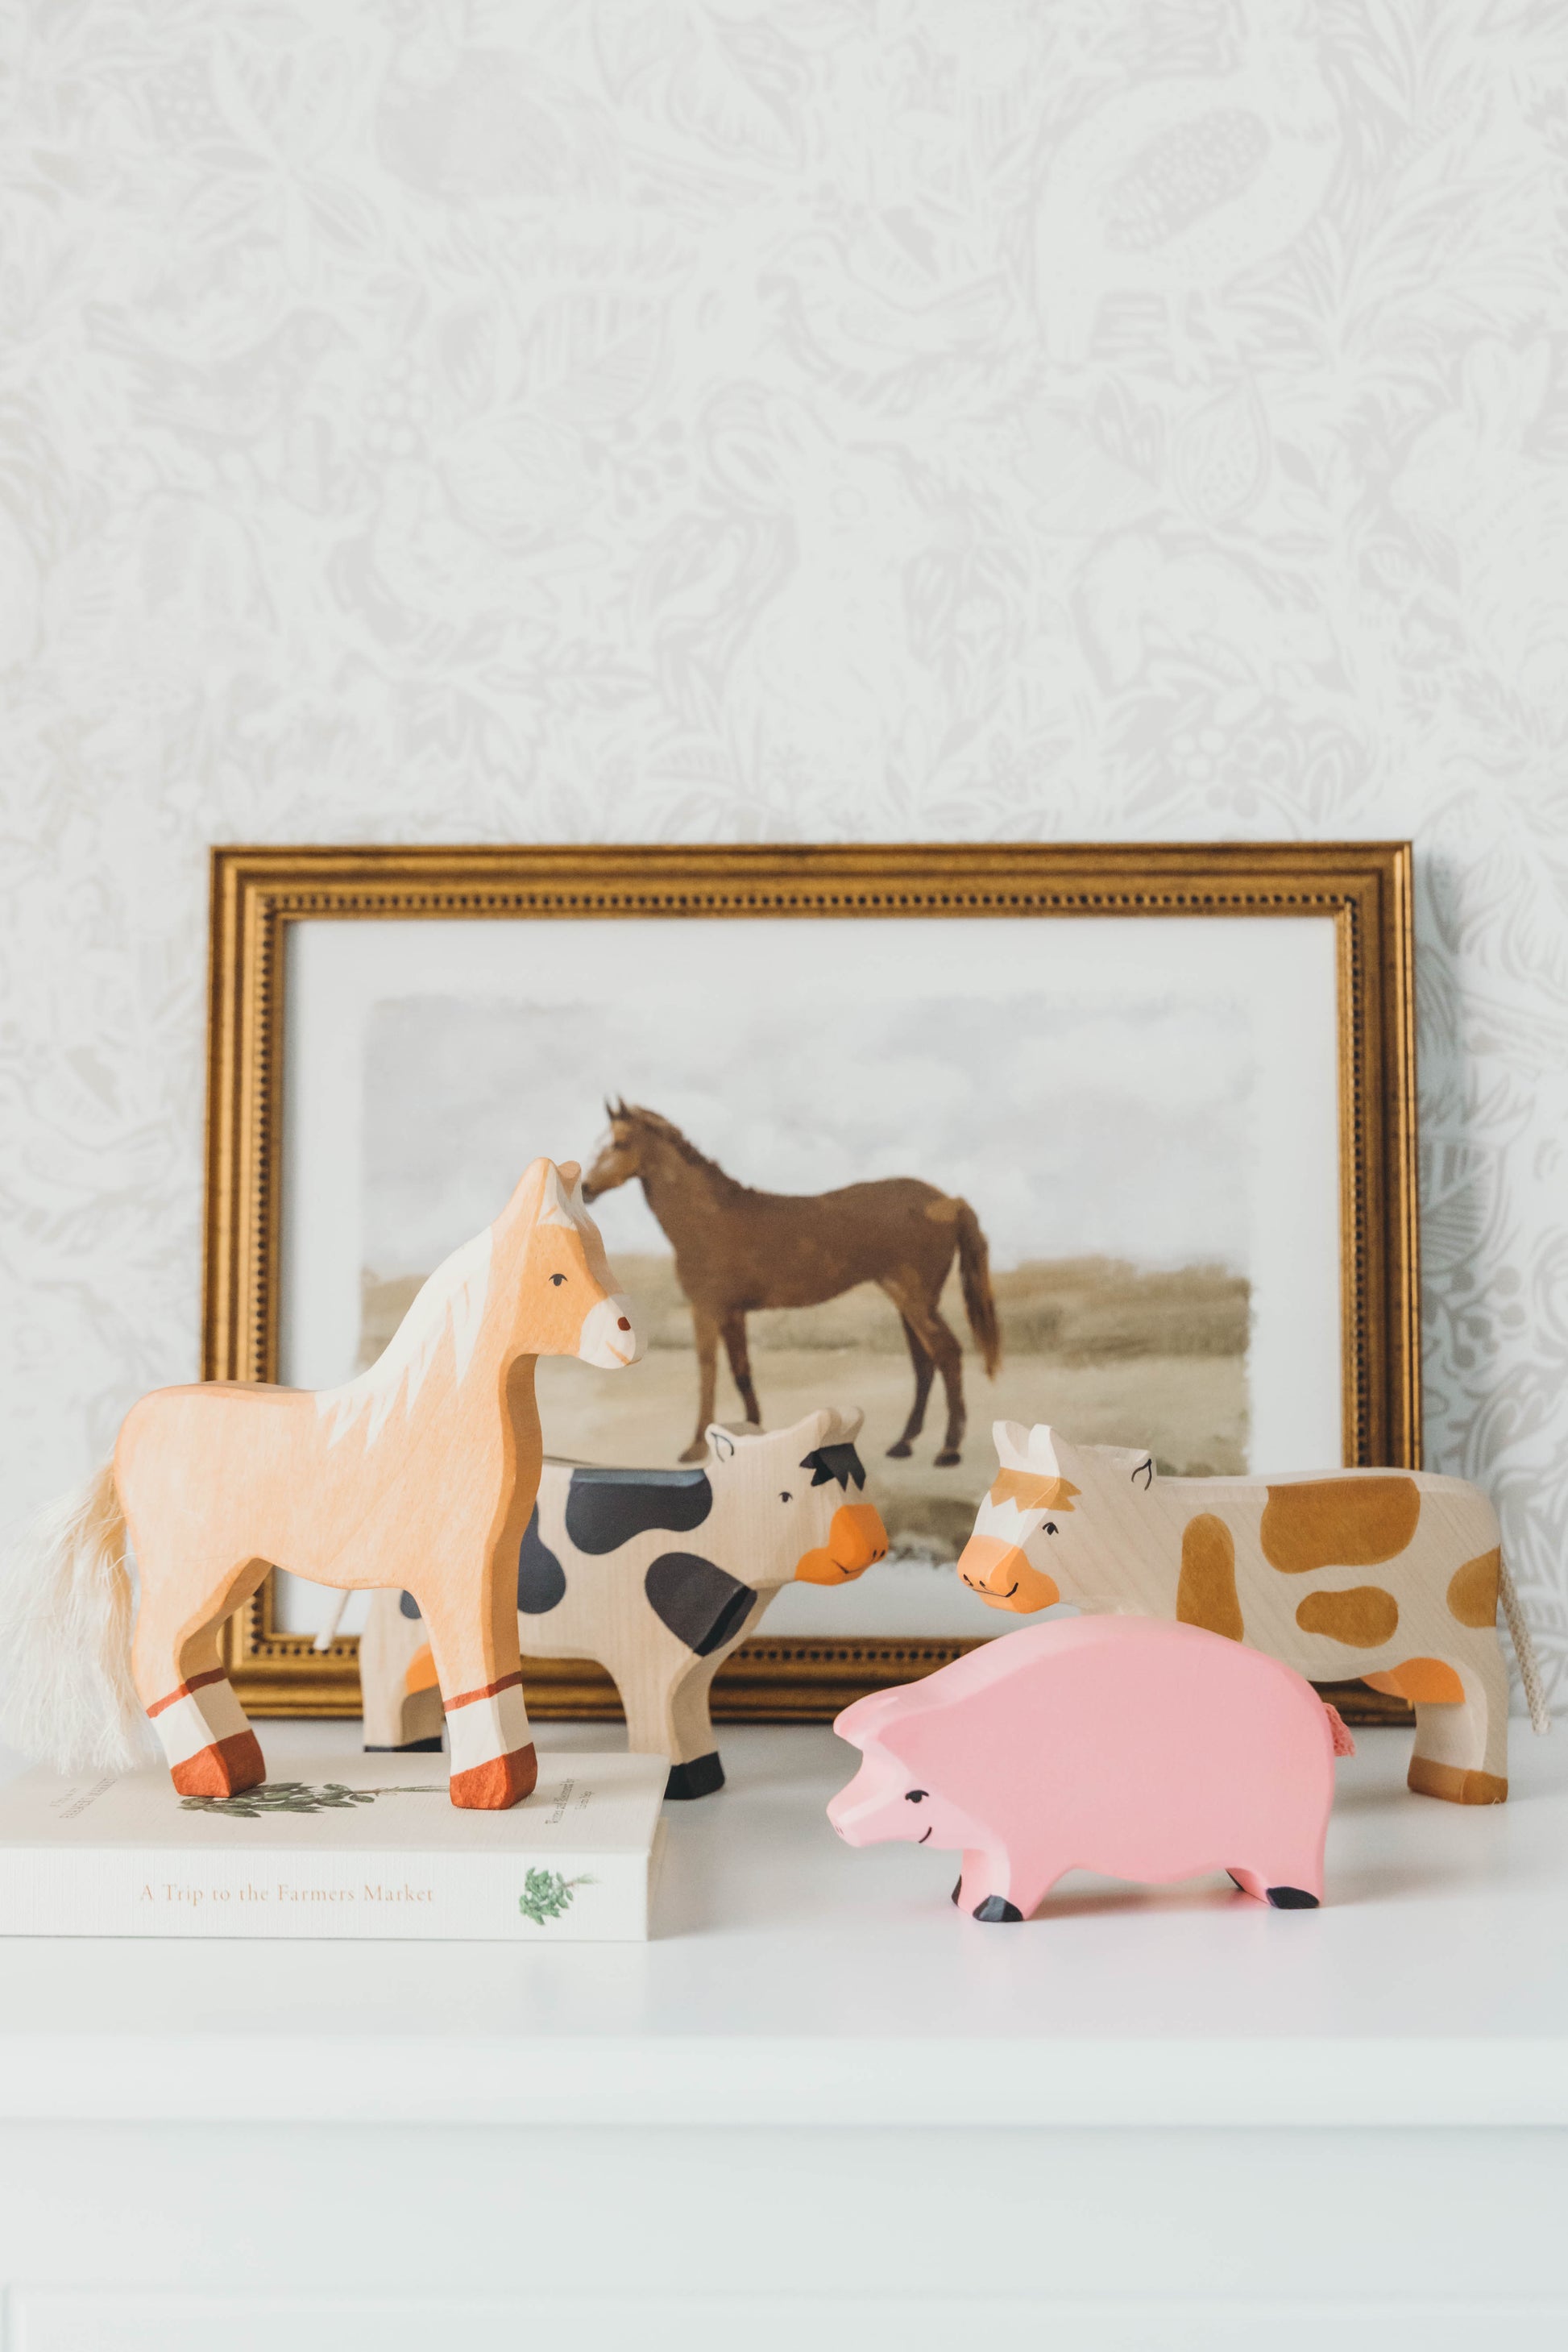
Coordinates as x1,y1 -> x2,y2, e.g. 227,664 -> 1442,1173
905,1789 -> 928,1804
779,1490 -> 791,1504
1043,1520 -> 1058,1536
549,1273 -> 567,1287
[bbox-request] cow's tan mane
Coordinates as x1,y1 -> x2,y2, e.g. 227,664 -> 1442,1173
989,1469 -> 1080,1513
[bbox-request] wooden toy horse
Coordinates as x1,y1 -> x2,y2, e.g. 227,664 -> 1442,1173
0,1161 -> 641,1810
955,1421 -> 1550,1806
358,1408 -> 890,1797
581,1101 -> 1001,1464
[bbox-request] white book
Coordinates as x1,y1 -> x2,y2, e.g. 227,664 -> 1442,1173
0,1749 -> 667,1941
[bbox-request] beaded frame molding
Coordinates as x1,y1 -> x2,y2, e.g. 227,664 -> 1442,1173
204,841 -> 1420,1725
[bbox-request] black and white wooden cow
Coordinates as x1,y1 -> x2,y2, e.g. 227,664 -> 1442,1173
359,1408 -> 889,1797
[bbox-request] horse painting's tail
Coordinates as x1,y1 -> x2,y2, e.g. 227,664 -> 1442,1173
953,1200 -> 1002,1378
0,1461 -> 151,1773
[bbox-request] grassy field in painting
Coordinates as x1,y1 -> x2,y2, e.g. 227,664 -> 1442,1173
361,1253 -> 1249,1561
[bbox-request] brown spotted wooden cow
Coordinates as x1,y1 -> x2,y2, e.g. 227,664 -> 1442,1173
956,1421 -> 1541,1805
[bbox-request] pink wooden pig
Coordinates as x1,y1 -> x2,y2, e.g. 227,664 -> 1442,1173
828,1615 -> 1349,1920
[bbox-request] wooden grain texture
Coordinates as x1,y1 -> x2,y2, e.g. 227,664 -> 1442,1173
362,1411 -> 889,1795
831,1616 -> 1341,1919
958,1421 -> 1511,1802
122,1160 -> 641,1804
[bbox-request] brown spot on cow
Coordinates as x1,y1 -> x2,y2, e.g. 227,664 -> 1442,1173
1176,1513 -> 1243,1641
987,1470 -> 1080,1513
1447,1547 -> 1500,1628
1363,1657 -> 1466,1704
1260,1477 -> 1421,1574
1295,1585 -> 1400,1649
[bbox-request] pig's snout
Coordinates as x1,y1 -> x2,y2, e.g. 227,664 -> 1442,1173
826,1770 -> 890,1847
957,1534 -> 1060,1613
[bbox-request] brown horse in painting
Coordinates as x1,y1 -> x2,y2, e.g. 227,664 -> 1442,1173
583,1103 -> 1002,1465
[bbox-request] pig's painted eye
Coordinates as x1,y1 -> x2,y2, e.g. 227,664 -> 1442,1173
1043,1520 -> 1058,1536
779,1491 -> 791,1504
904,1789 -> 929,1804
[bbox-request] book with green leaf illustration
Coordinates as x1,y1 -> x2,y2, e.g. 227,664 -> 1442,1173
0,1748 -> 666,1941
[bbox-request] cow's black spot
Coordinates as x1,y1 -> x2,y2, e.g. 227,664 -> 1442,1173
517,1507 -> 567,1615
566,1466 -> 713,1554
644,1553 -> 755,1656
1265,1885 -> 1320,1910
972,1895 -> 1023,1923
398,1591 -> 421,1621
665,1752 -> 725,1800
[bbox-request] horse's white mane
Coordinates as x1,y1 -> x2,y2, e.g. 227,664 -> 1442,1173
316,1225 -> 493,1449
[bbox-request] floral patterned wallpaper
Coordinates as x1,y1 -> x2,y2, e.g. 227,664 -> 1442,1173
2,1 -> 1565,1709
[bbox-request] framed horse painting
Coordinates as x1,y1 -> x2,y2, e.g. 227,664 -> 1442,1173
204,841 -> 1418,1724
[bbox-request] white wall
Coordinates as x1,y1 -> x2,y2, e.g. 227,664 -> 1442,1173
2,1 -> 1565,1703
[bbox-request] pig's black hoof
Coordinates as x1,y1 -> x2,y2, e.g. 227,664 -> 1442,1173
973,1895 -> 1023,1923
1266,1885 -> 1318,1910
665,1753 -> 724,1800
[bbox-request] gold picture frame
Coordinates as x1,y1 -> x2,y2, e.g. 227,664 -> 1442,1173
205,840 -> 1419,1725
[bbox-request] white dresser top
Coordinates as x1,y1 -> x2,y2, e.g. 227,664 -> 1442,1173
0,1715 -> 1562,2130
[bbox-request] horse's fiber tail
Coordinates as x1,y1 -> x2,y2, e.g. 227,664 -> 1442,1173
953,1199 -> 1002,1378
0,1461 -> 152,1773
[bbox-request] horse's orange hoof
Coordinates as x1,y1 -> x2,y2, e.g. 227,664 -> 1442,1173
171,1730 -> 266,1798
450,1744 -> 537,1811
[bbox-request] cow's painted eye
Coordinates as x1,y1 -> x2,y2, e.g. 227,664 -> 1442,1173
904,1789 -> 928,1804
1043,1520 -> 1058,1536
779,1490 -> 791,1504
549,1273 -> 567,1287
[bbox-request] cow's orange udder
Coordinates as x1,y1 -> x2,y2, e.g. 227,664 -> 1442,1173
404,1643 -> 439,1698
1364,1657 -> 1466,1704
